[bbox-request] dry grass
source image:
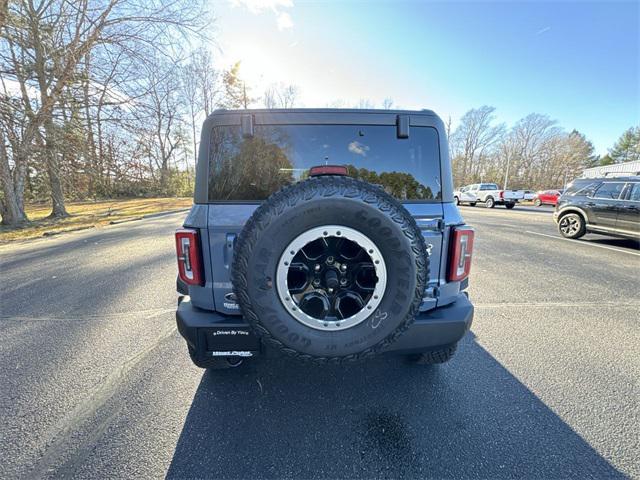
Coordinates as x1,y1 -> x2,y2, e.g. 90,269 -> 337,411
0,197 -> 192,243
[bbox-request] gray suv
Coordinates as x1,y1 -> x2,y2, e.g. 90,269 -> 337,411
175,109 -> 475,369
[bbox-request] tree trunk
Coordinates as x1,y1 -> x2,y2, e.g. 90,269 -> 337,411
159,157 -> 169,192
0,139 -> 28,226
83,55 -> 98,198
191,108 -> 198,170
43,119 -> 69,218
47,158 -> 68,218
9,143 -> 29,222
97,104 -> 105,194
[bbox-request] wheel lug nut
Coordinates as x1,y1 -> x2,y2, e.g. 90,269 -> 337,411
328,287 -> 334,294
340,264 -> 347,272
313,279 -> 320,287
340,278 -> 347,286
326,256 -> 334,264
314,264 -> 321,272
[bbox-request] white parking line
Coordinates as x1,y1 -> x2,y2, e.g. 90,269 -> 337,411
525,230 -> 640,257
475,301 -> 640,308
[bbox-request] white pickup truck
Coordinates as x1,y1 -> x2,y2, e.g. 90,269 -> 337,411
454,183 -> 524,209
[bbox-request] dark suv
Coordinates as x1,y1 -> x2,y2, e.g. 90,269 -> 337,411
554,176 -> 640,239
175,109 -> 475,369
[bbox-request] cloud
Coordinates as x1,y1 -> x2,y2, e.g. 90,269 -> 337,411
348,141 -> 369,157
230,0 -> 293,13
277,12 -> 293,30
536,26 -> 551,35
229,0 -> 294,29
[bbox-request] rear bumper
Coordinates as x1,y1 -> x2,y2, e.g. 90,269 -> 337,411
176,293 -> 474,358
382,293 -> 473,354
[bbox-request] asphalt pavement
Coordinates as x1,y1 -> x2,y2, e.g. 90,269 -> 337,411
1,206 -> 638,479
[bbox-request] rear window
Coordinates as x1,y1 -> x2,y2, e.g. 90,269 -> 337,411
564,180 -> 599,196
208,124 -> 441,202
592,182 -> 626,199
480,184 -> 498,191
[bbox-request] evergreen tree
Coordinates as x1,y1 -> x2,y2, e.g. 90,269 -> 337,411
599,154 -> 614,166
221,62 -> 254,109
609,126 -> 640,163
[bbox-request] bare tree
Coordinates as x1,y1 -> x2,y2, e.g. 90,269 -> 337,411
263,82 -> 299,109
450,106 -> 505,186
0,86 -> 30,225
0,129 -> 27,225
463,114 -> 596,190
181,48 -> 219,167
507,113 -> 560,187
0,0 -> 208,223
354,99 -> 375,109
135,57 -> 188,191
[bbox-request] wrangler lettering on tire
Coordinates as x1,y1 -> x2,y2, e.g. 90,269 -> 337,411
232,176 -> 429,362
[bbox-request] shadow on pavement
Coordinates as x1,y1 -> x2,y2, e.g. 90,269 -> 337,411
166,333 -> 623,479
0,213 -> 184,270
512,205 -> 555,213
584,236 -> 640,251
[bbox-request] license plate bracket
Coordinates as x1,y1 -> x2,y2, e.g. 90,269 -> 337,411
202,326 -> 261,355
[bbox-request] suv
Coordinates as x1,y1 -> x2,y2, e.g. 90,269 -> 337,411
554,177 -> 640,239
454,183 -> 523,208
175,109 -> 475,369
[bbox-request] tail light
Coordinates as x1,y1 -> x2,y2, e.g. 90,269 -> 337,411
309,165 -> 349,176
447,226 -> 475,282
175,228 -> 203,286
499,190 -> 504,199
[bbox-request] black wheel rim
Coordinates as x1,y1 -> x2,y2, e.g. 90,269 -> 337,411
276,226 -> 387,331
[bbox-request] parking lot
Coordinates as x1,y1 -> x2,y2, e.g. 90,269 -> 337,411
1,206 -> 638,479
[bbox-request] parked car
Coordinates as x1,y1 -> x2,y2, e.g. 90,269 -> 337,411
553,176 -> 640,239
523,190 -> 536,201
454,183 -> 524,208
175,108 -> 475,370
533,189 -> 563,207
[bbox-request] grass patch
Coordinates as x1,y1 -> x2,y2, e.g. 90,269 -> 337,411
0,197 -> 192,243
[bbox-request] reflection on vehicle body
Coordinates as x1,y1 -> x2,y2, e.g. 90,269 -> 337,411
208,129 -> 294,200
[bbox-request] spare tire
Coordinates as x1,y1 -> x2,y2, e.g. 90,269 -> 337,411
232,175 -> 429,363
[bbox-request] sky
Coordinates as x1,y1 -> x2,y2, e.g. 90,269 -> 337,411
213,0 -> 639,155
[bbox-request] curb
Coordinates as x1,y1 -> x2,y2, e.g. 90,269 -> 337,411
42,226 -> 96,237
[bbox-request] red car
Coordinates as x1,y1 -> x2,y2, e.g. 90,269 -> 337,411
533,189 -> 563,206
